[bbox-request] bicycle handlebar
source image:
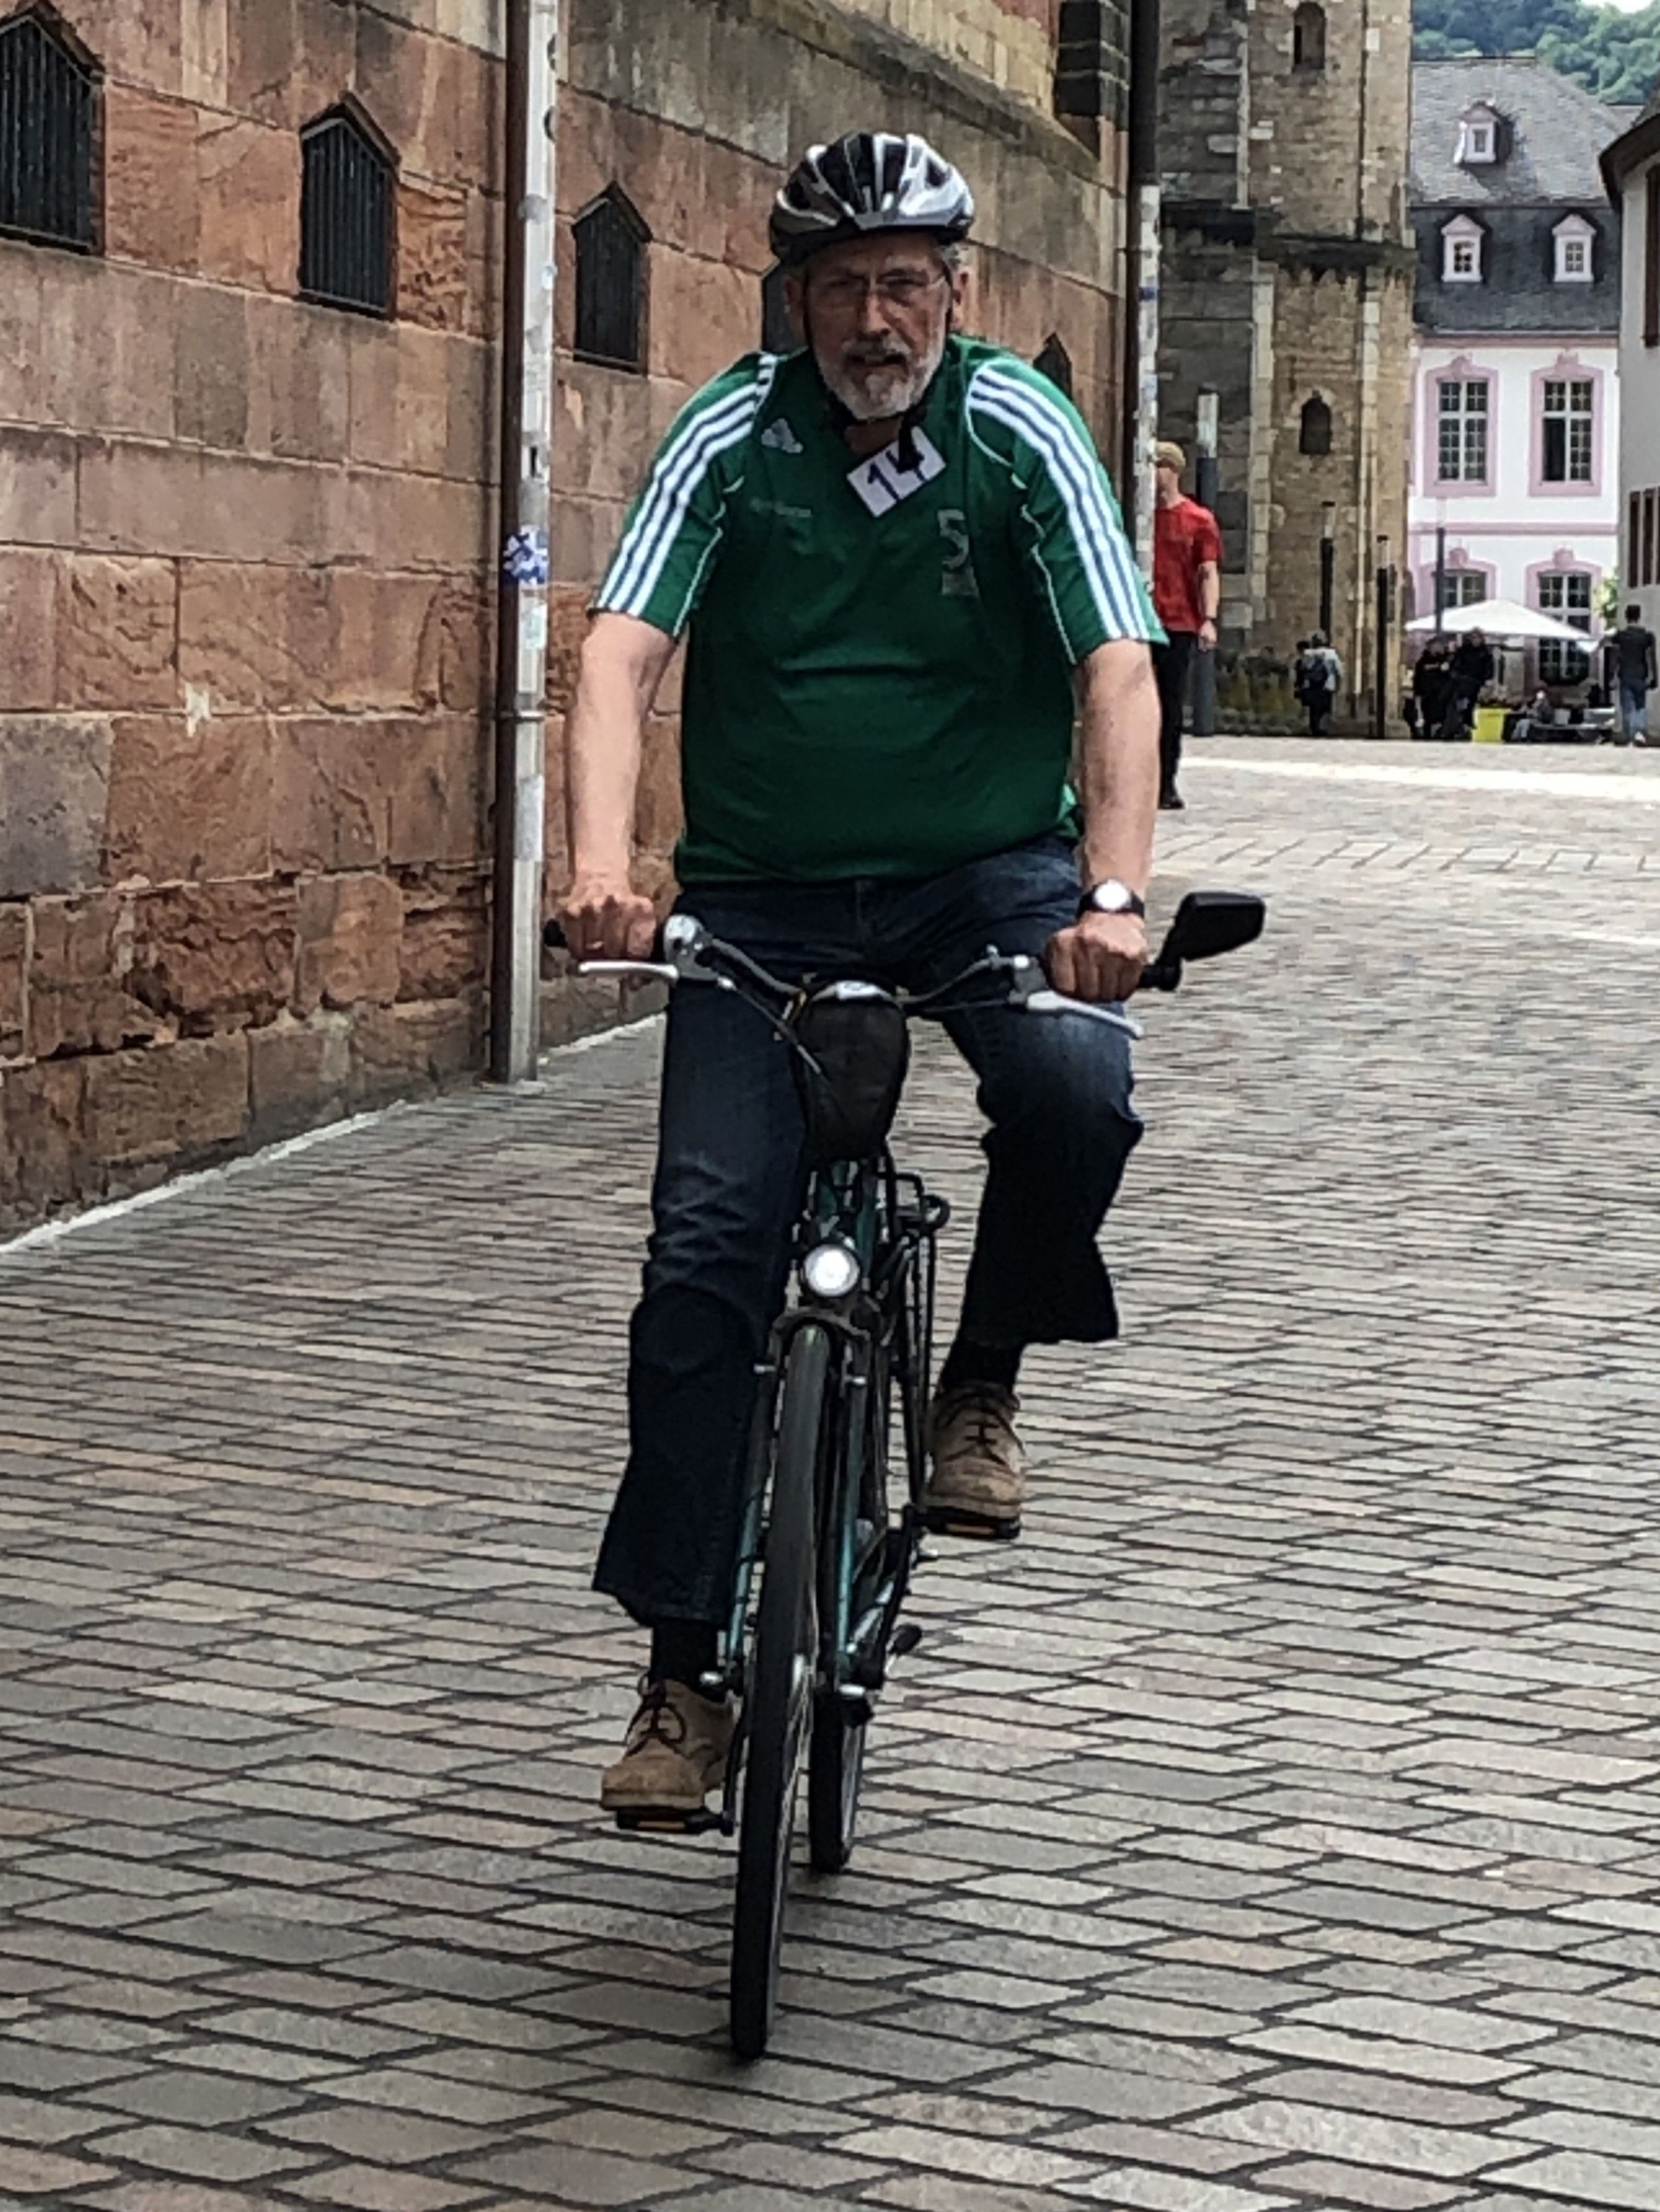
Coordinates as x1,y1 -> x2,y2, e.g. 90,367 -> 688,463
543,914 -> 1147,1036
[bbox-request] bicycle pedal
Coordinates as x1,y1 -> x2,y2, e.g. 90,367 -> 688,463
613,1806 -> 724,1837
923,1508 -> 1021,1542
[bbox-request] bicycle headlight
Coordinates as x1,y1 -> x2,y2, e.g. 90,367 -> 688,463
801,1241 -> 862,1301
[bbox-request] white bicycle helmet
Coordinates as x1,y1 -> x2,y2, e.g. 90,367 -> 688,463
769,131 -> 974,268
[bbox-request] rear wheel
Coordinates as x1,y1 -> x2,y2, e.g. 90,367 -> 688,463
729,1325 -> 827,2062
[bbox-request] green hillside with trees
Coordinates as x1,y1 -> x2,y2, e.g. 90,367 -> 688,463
1414,0 -> 1660,105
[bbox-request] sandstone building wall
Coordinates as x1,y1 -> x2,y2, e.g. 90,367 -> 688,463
0,0 -> 503,1230
1156,0 -> 1413,721
1,0 -> 1130,1232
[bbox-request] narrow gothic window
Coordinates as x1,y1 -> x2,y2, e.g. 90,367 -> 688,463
300,104 -> 396,316
1034,333 -> 1074,400
1540,377 -> 1594,484
1537,571 -> 1592,682
0,4 -> 98,250
761,263 -> 795,353
1292,3 -> 1326,69
1437,377 -> 1489,482
575,187 -> 649,371
1298,393 -> 1331,455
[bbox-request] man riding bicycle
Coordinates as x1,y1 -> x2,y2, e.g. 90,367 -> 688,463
558,131 -> 1164,1820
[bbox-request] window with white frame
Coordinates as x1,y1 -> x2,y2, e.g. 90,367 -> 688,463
1540,376 -> 1594,483
1437,376 -> 1489,481
1441,569 -> 1489,611
1442,217 -> 1483,282
1457,106 -> 1499,164
1538,569 -> 1592,682
1553,217 -> 1594,284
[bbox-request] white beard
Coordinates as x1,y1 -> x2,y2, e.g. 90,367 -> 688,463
818,329 -> 948,422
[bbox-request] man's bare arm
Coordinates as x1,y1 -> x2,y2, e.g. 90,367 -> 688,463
561,611 -> 679,960
1047,636 -> 1160,1003
1197,557 -> 1220,640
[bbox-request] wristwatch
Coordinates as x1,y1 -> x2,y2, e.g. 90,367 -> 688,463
1078,878 -> 1147,920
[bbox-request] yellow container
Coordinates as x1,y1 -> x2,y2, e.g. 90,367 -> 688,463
1472,705 -> 1507,745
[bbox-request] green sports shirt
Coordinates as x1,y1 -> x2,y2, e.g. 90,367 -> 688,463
593,333 -> 1160,883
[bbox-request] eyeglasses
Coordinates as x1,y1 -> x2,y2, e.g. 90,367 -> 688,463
807,269 -> 948,316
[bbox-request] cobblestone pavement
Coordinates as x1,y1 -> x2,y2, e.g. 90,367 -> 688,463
8,737 -> 1660,2212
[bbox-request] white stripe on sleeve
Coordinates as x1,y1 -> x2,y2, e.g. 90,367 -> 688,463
968,367 -> 1154,643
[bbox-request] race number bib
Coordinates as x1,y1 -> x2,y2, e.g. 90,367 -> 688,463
846,429 -> 946,518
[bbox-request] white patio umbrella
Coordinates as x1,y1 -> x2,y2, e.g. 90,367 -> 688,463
1405,595 -> 1595,643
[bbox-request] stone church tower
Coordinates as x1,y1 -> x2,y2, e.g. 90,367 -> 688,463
1156,0 -> 1414,715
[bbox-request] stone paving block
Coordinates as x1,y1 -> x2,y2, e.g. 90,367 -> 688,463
0,2144 -> 116,2196
1486,2153 -> 1660,2209
257,2108 -> 495,2167
282,2166 -> 490,2210
75,2123 -> 315,2182
1190,2099 -> 1516,2178
453,2144 -> 689,2203
1254,2160 -> 1465,2209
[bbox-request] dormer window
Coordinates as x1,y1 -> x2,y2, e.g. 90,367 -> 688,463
1457,104 -> 1500,165
1442,215 -> 1484,284
1553,215 -> 1595,284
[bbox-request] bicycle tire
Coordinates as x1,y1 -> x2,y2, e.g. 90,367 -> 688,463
729,1323 -> 828,2061
808,1332 -> 888,1875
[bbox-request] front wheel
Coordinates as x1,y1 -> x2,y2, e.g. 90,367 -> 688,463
729,1324 -> 827,2062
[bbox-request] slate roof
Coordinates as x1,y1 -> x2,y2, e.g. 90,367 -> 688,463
1412,58 -> 1624,333
1410,56 -> 1627,206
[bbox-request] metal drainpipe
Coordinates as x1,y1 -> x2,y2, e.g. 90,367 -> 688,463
1122,0 -> 1160,578
488,0 -> 559,1086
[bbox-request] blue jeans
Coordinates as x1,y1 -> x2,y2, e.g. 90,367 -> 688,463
1620,680 -> 1649,740
593,835 -> 1144,1625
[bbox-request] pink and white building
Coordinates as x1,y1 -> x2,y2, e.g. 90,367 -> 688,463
1408,60 -> 1626,682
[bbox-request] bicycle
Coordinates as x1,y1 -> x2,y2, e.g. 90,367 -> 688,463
549,887 -> 1264,2059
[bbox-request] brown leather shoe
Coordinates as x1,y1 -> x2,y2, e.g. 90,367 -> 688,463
600,1675 -> 733,1822
923,1383 -> 1024,1539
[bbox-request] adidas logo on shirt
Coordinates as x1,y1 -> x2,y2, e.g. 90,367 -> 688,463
761,418 -> 804,454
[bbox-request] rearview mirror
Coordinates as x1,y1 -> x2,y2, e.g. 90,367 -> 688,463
1165,890 -> 1265,965
1140,889 -> 1266,992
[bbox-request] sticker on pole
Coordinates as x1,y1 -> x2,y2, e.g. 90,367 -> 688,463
503,528 -> 550,586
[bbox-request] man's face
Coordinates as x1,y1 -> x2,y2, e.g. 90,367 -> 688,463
787,234 -> 964,422
1154,463 -> 1180,501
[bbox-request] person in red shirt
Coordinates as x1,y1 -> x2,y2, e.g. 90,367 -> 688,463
1150,440 -> 1221,810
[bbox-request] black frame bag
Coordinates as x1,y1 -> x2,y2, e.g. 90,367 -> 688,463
789,984 -> 911,1168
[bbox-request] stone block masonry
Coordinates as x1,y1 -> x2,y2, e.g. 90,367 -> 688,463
2,0 -> 1132,1229
0,0 -> 505,1231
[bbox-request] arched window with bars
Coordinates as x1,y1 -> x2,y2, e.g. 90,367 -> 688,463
1033,333 -> 1074,400
299,101 -> 397,317
0,2 -> 100,250
1299,393 -> 1332,455
1292,2 -> 1326,69
574,187 -> 650,371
